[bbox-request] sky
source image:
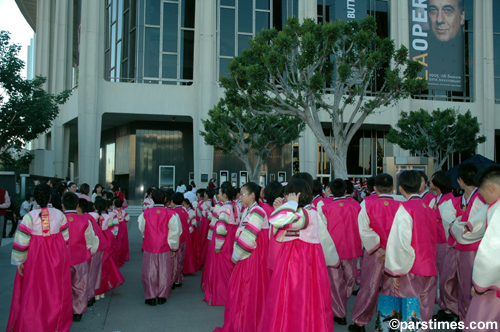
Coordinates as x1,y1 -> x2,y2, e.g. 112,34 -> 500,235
0,0 -> 35,78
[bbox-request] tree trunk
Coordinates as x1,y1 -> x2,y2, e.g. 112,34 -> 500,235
240,155 -> 262,184
331,144 -> 348,180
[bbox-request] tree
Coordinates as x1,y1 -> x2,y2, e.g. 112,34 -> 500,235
222,16 -> 426,179
0,31 -> 71,169
200,97 -> 304,183
386,108 -> 486,172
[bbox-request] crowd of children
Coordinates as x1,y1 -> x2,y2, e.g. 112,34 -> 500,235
6,182 -> 129,331
7,165 -> 500,332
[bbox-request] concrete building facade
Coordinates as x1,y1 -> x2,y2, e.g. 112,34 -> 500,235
15,0 -> 500,202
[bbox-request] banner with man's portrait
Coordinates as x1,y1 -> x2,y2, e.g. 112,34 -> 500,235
409,0 -> 467,92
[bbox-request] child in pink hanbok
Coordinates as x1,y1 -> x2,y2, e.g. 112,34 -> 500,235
7,184 -> 73,332
260,178 -> 333,332
215,182 -> 270,332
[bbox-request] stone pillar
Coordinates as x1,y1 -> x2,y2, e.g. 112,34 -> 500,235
193,0 -> 216,188
476,0 -> 495,159
77,1 -> 102,185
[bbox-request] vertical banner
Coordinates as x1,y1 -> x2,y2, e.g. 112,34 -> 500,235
335,0 -> 368,22
409,0 -> 466,91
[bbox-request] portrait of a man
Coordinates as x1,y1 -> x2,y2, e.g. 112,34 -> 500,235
428,0 -> 465,43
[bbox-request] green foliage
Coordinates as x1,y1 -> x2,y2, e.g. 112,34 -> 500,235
0,150 -> 33,176
201,97 -> 304,180
387,108 -> 486,171
0,31 -> 71,168
220,16 -> 427,178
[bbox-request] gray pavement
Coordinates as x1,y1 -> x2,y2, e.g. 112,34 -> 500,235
0,216 -> 452,332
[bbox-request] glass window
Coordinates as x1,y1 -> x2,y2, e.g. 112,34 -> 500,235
255,11 -> 269,32
238,1 -> 253,33
221,0 -> 235,6
238,34 -> 252,55
163,3 -> 179,52
219,58 -> 232,80
146,0 -> 161,25
144,27 -> 160,77
162,54 -> 178,78
220,8 -> 236,56
181,30 -> 194,80
256,0 -> 270,10
181,0 -> 195,28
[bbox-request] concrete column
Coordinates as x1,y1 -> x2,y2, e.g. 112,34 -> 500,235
51,0 -> 72,178
299,0 -> 317,21
63,125 -> 71,179
77,1 -> 102,185
478,0 -> 495,159
298,127 -> 318,177
193,0 -> 216,188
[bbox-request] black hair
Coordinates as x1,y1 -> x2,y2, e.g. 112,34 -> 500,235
242,182 -> 261,202
78,198 -> 89,212
312,180 -> 323,197
146,186 -> 156,196
48,178 -> 59,187
220,181 -> 236,201
186,185 -> 193,191
172,192 -> 184,205
95,198 -> 107,216
104,191 -> 114,200
190,181 -> 196,187
476,166 -> 500,188
62,192 -> 79,210
55,182 -> 67,196
375,173 -> 394,194
291,172 -> 314,193
367,176 -> 376,192
182,198 -> 193,209
111,181 -> 120,189
418,171 -> 428,184
205,188 -> 216,199
92,183 -> 103,194
152,189 -> 166,204
25,192 -> 34,201
87,201 -> 95,213
68,182 -> 77,189
165,190 -> 173,204
330,178 -> 347,197
344,180 -> 354,195
79,183 -> 90,196
196,188 -> 205,197
34,184 -> 51,208
113,197 -> 123,208
398,170 -> 421,194
106,199 -> 113,210
431,171 -> 453,194
264,181 -> 284,207
457,163 -> 478,187
285,179 -> 313,208
178,180 -> 184,186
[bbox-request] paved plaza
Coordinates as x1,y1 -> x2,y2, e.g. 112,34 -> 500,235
0,215 -> 453,332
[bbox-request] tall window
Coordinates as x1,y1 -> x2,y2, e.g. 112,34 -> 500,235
217,0 -> 299,79
136,0 -> 195,84
494,1 -> 500,103
105,0 -> 138,82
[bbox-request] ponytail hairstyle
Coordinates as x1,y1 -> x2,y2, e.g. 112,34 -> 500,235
182,198 -> 193,210
86,201 -> 96,213
95,198 -> 107,216
220,181 -> 236,201
242,182 -> 261,203
113,197 -> 123,208
34,184 -> 52,208
205,188 -> 216,199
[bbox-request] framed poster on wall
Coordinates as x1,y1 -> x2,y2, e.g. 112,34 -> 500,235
159,166 -> 175,190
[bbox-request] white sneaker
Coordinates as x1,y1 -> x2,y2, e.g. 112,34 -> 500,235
101,293 -> 105,298
96,294 -> 102,300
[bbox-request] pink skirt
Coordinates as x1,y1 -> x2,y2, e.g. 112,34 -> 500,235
203,224 -> 238,306
116,220 -> 130,265
183,228 -> 197,275
7,234 -> 73,332
259,240 -> 334,332
96,229 -> 125,295
267,225 -> 283,272
214,230 -> 270,332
